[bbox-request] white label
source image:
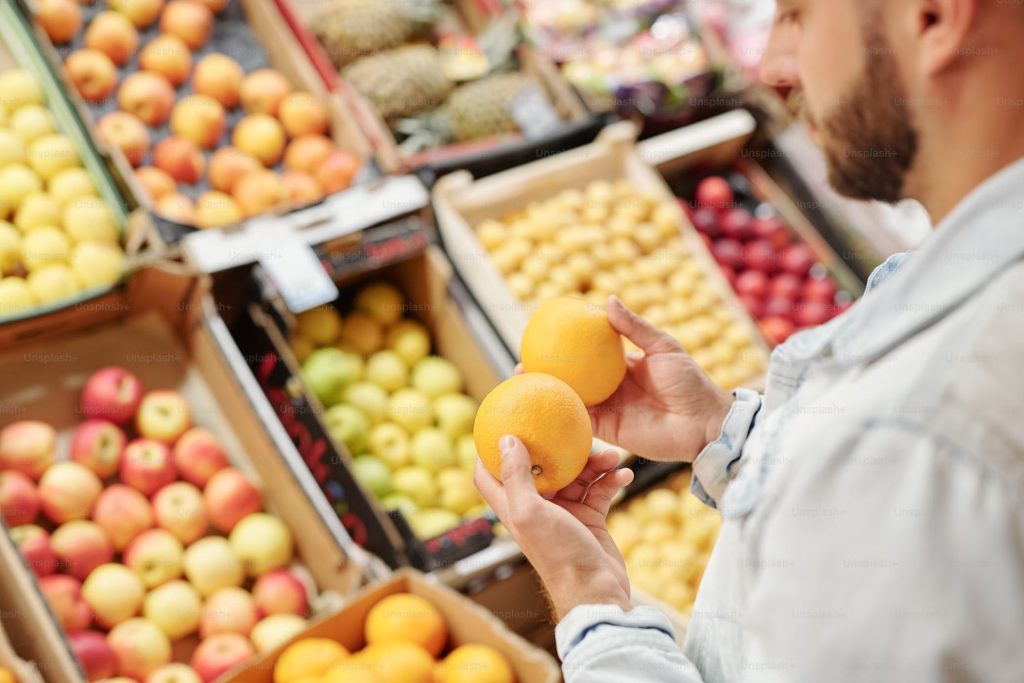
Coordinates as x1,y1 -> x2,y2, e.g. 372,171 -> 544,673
254,222 -> 338,314
511,86 -> 564,139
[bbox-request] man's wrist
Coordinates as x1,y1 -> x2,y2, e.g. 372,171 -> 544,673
702,390 -> 735,453
545,567 -> 631,621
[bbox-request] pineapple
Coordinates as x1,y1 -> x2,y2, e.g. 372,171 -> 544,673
314,0 -> 441,68
343,45 -> 454,120
446,72 -> 533,141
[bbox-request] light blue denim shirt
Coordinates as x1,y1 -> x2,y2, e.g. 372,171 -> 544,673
556,158 -> 1024,682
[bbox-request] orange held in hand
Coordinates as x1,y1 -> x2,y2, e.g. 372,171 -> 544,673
520,297 -> 626,406
473,373 -> 592,494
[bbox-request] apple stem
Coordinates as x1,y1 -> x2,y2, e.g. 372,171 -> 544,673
531,465 -> 542,476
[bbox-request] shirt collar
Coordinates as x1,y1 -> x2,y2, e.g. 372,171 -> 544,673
831,156 -> 1024,366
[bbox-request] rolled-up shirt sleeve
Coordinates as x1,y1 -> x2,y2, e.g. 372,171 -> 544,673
691,388 -> 762,507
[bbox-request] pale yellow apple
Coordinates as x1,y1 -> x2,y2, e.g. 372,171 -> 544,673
143,580 -> 202,640
249,614 -> 307,653
182,537 -> 244,596
0,277 -> 35,315
0,129 -> 25,167
146,663 -> 202,683
82,562 -> 145,628
26,263 -> 78,305
20,226 -> 71,271
48,168 -> 97,206
0,222 -> 20,274
107,618 -> 172,679
13,192 -> 61,232
27,134 -> 80,180
63,198 -> 119,244
70,242 -> 124,288
0,164 -> 43,215
9,105 -> 55,144
227,513 -> 293,577
0,70 -> 44,110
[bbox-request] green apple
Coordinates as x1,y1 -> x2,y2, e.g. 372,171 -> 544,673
367,422 -> 410,469
391,466 -> 437,509
340,312 -> 383,356
386,319 -> 431,367
301,348 -> 363,407
411,356 -> 462,398
454,434 -> 478,470
324,404 -> 370,454
0,277 -> 35,316
387,388 -> 433,434
295,305 -> 343,346
432,393 -> 477,439
365,350 -> 408,392
410,427 -> 455,472
0,221 -> 21,274
408,508 -> 461,539
438,470 -> 479,516
342,382 -> 388,425
381,493 -> 417,518
351,455 -> 392,498
355,281 -> 404,326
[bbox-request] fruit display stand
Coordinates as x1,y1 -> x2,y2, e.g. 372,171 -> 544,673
433,119 -> 771,392
33,0 -> 375,246
221,568 -> 560,683
0,614 -> 44,683
0,2 -> 144,324
239,244 -> 518,573
276,0 -> 603,180
0,264 -> 376,682
638,109 -> 865,346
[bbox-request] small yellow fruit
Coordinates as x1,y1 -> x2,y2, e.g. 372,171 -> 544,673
21,226 -> 71,271
0,69 -> 45,109
0,129 -> 26,166
63,198 -> 118,244
27,134 -> 80,180
273,638 -> 349,683
364,593 -> 447,657
357,641 -> 435,683
70,242 -> 124,288
49,167 -> 97,205
27,262 -> 78,304
0,221 -> 21,274
0,277 -> 35,315
9,104 -> 55,144
13,192 -> 61,232
438,644 -> 515,683
0,164 -> 43,214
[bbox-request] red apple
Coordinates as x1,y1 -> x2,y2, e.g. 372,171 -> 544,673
190,633 -> 254,683
203,468 -> 262,533
710,238 -> 744,270
68,630 -> 118,682
0,420 -> 57,479
39,462 -> 103,524
70,419 -> 126,479
759,316 -> 797,345
742,239 -> 778,273
199,587 -> 258,638
92,484 -> 154,550
160,0 -> 213,50
153,138 -> 205,186
121,439 -> 177,496
51,519 -> 114,580
802,275 -> 838,303
39,574 -> 94,632
252,569 -> 307,617
794,300 -> 834,328
695,176 -> 733,210
734,270 -> 770,299
738,294 -> 763,319
769,272 -> 803,301
689,207 -> 719,236
762,296 -> 795,320
719,208 -> 753,241
781,243 -> 816,276
136,390 -> 191,444
81,367 -> 143,425
0,470 -> 40,526
152,482 -> 207,545
9,524 -> 58,577
171,427 -> 229,488
751,215 -> 790,248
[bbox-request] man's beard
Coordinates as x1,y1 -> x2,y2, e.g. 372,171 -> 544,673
802,31 -> 920,203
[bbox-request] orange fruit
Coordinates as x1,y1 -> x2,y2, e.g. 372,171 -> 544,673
520,297 -> 626,406
0,667 -> 14,683
438,644 -> 515,683
358,642 -> 435,683
365,593 -> 447,657
473,373 -> 592,494
322,658 -> 377,683
273,638 -> 349,683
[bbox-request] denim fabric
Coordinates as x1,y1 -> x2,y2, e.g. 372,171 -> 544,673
555,158 -> 1024,683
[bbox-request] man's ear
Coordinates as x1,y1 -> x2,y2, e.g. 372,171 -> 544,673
915,0 -> 980,75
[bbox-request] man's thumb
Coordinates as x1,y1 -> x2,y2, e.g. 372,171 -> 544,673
499,434 -> 537,499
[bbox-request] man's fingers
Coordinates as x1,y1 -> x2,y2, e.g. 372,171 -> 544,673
582,468 -> 634,517
498,435 -> 540,519
607,295 -> 682,356
473,458 -> 506,519
556,450 -> 621,502
513,362 -> 524,375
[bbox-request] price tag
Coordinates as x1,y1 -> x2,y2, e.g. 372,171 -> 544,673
252,221 -> 338,314
510,85 -> 564,139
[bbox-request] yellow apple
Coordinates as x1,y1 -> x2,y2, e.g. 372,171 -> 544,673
249,614 -> 307,653
232,114 -> 285,166
0,69 -> 44,111
143,580 -> 201,640
107,618 -> 172,679
48,168 -> 97,205
26,263 -> 78,304
182,537 -> 244,597
71,241 -> 124,288
194,191 -> 243,229
82,563 -> 145,628
146,664 -> 202,683
20,226 -> 71,271
0,129 -> 25,167
0,164 -> 43,215
13,192 -> 62,232
108,0 -> 165,29
63,197 -> 119,244
0,222 -> 20,274
0,277 -> 35,315
227,513 -> 293,577
9,105 -> 55,145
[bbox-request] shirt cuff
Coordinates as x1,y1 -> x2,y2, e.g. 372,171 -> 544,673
555,604 -> 677,661
690,388 -> 762,508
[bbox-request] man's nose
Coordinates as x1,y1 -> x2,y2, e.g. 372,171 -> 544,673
759,24 -> 800,89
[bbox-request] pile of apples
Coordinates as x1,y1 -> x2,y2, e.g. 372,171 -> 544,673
290,281 -> 487,541
270,592 -> 514,683
41,0 -> 362,228
607,475 -> 720,615
0,367 -> 313,682
473,179 -> 767,389
683,175 -> 851,345
0,67 -> 125,317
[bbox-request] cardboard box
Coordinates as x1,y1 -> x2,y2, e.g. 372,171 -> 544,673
245,245 -> 515,571
0,617 -> 43,683
0,265 -> 369,683
432,119 -> 771,389
276,0 -> 599,177
221,568 -> 561,683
